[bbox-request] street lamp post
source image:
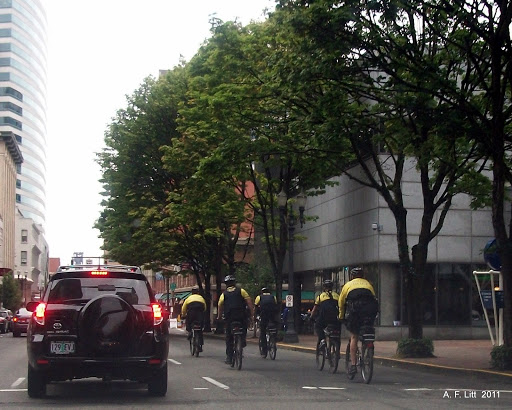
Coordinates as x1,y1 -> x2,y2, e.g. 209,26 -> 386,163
278,189 -> 307,343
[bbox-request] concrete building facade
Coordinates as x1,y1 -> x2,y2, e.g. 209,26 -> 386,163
0,130 -> 22,270
293,158 -> 498,339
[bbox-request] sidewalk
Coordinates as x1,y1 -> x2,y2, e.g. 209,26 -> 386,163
268,333 -> 512,379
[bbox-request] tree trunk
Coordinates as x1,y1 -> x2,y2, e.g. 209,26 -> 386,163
500,241 -> 512,347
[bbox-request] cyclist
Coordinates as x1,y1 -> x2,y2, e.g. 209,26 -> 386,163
338,267 -> 378,376
181,287 -> 207,352
254,287 -> 279,357
217,275 -> 254,364
310,279 -> 340,350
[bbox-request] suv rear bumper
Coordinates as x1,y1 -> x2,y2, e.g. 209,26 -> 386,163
29,355 -> 168,382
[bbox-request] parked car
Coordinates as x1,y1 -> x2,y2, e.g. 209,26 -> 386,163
12,308 -> 32,337
0,309 -> 13,333
26,264 -> 170,398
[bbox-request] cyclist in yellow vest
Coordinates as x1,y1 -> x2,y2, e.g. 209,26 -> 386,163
182,287 -> 207,351
310,279 -> 340,349
339,267 -> 378,376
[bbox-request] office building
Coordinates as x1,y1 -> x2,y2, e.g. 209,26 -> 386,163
0,0 -> 48,298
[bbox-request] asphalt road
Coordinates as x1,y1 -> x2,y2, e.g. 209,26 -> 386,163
0,329 -> 511,409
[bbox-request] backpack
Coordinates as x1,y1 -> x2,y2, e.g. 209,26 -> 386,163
318,292 -> 339,324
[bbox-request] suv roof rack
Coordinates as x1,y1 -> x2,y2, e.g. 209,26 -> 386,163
56,265 -> 142,274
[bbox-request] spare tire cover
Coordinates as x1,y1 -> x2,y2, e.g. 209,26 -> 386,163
79,294 -> 136,355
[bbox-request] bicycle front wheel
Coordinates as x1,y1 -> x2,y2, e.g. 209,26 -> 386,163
269,335 -> 277,360
361,344 -> 374,384
316,342 -> 326,371
328,340 -> 340,374
345,343 -> 355,380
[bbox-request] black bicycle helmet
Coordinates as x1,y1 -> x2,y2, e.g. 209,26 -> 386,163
323,279 -> 333,290
261,287 -> 269,293
350,267 -> 363,279
224,275 -> 236,283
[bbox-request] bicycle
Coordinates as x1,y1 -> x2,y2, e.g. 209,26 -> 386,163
315,323 -> 341,372
189,320 -> 203,357
230,320 -> 244,370
345,325 -> 375,383
259,321 -> 278,360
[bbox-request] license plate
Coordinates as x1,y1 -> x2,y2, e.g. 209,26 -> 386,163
50,341 -> 75,355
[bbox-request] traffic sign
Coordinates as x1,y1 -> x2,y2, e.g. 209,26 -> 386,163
286,294 -> 293,307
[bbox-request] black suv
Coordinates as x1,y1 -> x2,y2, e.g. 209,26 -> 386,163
25,265 -> 169,398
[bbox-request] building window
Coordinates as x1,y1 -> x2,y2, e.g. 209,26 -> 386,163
16,179 -> 21,188
15,193 -> 21,203
21,229 -> 27,243
21,251 -> 27,265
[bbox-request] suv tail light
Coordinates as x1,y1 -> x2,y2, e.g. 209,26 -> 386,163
152,303 -> 163,326
34,303 -> 46,325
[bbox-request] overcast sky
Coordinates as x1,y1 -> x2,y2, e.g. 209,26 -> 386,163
44,0 -> 274,263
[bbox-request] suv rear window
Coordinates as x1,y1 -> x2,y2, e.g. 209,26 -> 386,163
47,278 -> 151,305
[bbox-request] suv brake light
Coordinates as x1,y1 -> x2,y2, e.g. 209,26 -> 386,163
152,303 -> 163,326
35,303 -> 46,325
90,270 -> 108,276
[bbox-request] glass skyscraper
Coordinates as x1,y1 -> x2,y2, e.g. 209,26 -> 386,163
0,0 -> 47,225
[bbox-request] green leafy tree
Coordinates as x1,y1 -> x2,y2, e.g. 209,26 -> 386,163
0,273 -> 22,311
174,18 -> 340,323
96,69 -> 187,267
275,0 -> 490,341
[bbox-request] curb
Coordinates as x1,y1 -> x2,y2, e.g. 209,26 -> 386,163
277,341 -> 512,381
201,331 -> 512,381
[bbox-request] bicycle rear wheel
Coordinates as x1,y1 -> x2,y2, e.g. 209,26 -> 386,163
361,344 -> 374,383
316,341 -> 326,371
328,340 -> 340,374
193,331 -> 200,357
189,333 -> 195,356
345,342 -> 355,380
269,335 -> 277,360
259,333 -> 267,358
235,336 -> 243,370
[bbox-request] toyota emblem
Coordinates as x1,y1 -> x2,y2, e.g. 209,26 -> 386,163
53,322 -> 63,330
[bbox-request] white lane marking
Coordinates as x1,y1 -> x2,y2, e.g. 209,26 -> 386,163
202,377 -> 229,390
11,378 -> 25,388
194,387 -> 209,390
0,389 -> 27,392
168,359 -> 181,365
405,388 -> 432,391
302,386 -> 346,390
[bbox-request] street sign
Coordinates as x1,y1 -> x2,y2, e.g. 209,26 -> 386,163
286,294 -> 293,307
480,290 -> 504,309
170,282 -> 176,291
